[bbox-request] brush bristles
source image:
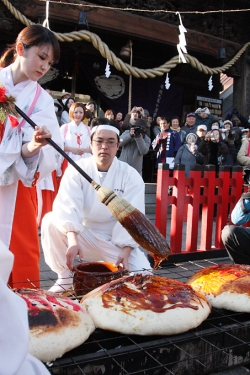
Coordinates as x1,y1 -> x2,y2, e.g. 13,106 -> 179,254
91,182 -> 171,267
94,184 -> 134,217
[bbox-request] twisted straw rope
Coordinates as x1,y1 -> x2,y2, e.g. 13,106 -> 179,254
2,0 -> 250,78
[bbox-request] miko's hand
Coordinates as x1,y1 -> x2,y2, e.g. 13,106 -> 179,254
22,125 -> 52,157
33,125 -> 52,146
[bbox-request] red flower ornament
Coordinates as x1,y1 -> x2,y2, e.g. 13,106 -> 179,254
0,86 -> 7,103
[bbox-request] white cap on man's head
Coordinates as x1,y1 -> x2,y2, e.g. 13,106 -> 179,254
197,124 -> 207,131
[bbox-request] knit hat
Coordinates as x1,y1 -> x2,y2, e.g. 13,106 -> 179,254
223,120 -> 232,127
134,118 -> 147,129
185,133 -> 197,142
186,113 -> 196,118
197,124 -> 207,131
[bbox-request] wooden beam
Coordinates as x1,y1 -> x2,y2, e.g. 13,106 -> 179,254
19,0 -> 241,58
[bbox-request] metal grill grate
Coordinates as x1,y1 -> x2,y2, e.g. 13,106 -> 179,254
44,257 -> 250,375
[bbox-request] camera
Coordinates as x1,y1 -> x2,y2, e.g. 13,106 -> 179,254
228,131 -> 235,140
133,126 -> 145,137
243,167 -> 250,185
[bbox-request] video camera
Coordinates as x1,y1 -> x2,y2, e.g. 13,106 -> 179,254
133,126 -> 145,137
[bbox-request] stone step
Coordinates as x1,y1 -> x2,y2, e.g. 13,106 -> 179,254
145,183 -> 157,215
145,204 -> 156,214
145,182 -> 157,194
145,194 -> 156,204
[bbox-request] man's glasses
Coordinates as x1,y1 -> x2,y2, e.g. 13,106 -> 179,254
92,140 -> 118,147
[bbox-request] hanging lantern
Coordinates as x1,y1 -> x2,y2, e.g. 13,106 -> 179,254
119,41 -> 132,59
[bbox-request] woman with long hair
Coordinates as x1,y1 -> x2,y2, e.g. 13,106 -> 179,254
60,96 -> 75,125
0,25 -> 62,288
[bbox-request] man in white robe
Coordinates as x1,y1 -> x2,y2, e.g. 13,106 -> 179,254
41,119 -> 151,293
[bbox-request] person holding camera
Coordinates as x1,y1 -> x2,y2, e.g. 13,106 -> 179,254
119,118 -> 151,176
195,107 -> 217,131
198,128 -> 233,173
219,120 -> 237,163
122,106 -> 150,136
221,183 -> 250,265
122,106 -> 141,132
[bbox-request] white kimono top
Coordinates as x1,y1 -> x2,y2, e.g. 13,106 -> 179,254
0,240 -> 50,375
0,66 -> 63,247
53,156 -> 145,249
60,121 -> 92,161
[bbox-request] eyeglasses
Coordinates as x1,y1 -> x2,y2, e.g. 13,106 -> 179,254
92,140 -> 118,147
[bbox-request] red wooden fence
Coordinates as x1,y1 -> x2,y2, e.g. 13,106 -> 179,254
155,164 -> 245,254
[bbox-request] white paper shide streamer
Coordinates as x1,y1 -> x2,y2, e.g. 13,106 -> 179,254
165,73 -> 171,90
208,75 -> 213,91
105,60 -> 111,78
176,12 -> 188,63
43,0 -> 50,29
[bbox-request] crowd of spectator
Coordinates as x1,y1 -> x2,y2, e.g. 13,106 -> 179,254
35,87 -> 250,264
47,88 -> 250,183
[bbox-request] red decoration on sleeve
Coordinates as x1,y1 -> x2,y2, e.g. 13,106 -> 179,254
8,114 -> 19,128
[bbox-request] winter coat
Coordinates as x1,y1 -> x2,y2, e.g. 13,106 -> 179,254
119,131 -> 151,175
198,140 -> 233,173
195,114 -> 217,131
174,144 -> 204,176
237,138 -> 250,166
181,124 -> 198,135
